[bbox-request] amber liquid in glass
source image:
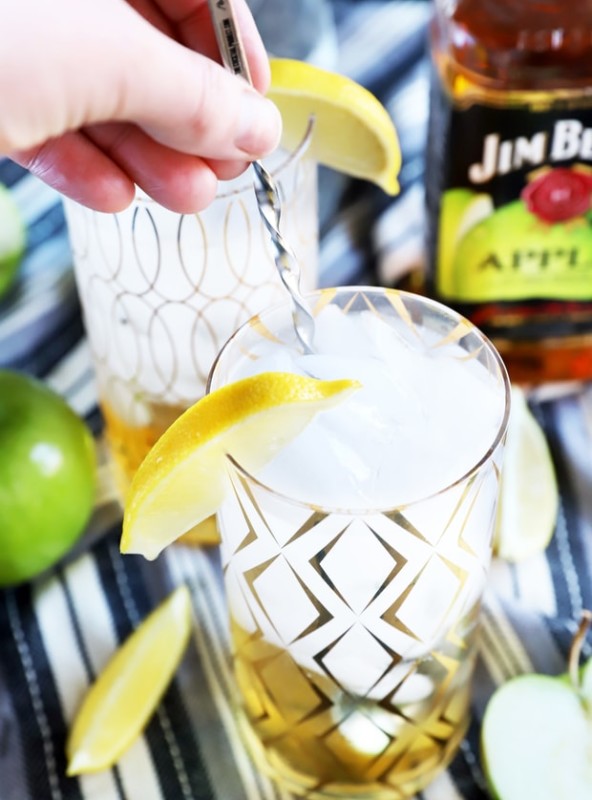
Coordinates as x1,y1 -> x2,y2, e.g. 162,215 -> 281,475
231,611 -> 478,799
102,400 -> 184,493
102,399 -> 219,544
426,0 -> 592,384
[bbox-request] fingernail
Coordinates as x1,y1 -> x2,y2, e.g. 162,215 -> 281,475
236,92 -> 282,156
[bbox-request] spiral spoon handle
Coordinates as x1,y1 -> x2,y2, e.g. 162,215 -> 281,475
208,0 -> 316,354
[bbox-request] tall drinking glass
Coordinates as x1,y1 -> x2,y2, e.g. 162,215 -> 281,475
208,287 -> 510,799
63,142 -> 317,497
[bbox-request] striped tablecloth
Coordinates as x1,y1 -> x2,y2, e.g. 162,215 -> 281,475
2,2 -> 592,799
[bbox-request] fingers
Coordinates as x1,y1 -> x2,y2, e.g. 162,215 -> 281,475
0,0 -> 277,214
113,0 -> 280,158
0,0 -> 280,162
120,36 -> 282,159
10,132 -> 136,213
123,0 -> 175,37
152,0 -> 271,92
86,121 -> 220,212
204,158 -> 250,182
11,124 -> 230,215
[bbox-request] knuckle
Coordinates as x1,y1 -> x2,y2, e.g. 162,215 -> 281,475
14,141 -> 57,181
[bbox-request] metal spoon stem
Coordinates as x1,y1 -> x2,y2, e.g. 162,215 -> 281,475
208,0 -> 316,354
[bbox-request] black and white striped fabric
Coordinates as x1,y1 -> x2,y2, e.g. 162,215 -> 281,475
2,2 -> 592,798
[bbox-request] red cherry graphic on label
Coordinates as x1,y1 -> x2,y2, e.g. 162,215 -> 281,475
520,169 -> 592,222
521,168 -> 592,223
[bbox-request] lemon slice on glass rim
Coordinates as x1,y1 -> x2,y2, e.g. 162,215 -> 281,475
267,58 -> 401,195
121,372 -> 359,561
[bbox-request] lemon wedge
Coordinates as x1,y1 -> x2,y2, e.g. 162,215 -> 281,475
121,372 -> 359,560
494,386 -> 559,562
267,58 -> 401,195
66,585 -> 192,775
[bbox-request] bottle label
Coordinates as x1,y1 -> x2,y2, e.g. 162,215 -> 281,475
428,85 -> 592,303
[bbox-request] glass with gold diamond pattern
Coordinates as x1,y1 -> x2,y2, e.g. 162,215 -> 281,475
208,287 -> 510,798
62,140 -> 317,502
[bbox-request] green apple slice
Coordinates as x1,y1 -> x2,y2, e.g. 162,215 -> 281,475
581,656 -> 592,701
0,183 -> 25,299
482,673 -> 592,800
494,386 -> 558,562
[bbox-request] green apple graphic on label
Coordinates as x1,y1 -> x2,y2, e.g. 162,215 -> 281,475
439,167 -> 592,302
481,611 -> 592,800
437,188 -> 493,295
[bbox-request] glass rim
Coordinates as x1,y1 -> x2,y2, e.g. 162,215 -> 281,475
207,286 -> 512,516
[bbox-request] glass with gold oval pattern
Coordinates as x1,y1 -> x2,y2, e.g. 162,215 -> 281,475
208,287 -> 510,799
63,142 -> 317,498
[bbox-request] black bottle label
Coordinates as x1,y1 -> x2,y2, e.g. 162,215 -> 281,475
426,74 -> 592,338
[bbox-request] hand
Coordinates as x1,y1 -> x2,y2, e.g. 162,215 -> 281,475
0,0 -> 282,212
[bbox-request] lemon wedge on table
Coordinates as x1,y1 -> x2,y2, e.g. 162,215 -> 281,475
494,386 -> 559,562
121,372 -> 359,561
267,58 -> 401,195
67,585 -> 192,775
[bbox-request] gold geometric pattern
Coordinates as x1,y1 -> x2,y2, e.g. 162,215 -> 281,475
63,154 -> 318,486
221,455 -> 501,798
214,288 -> 509,798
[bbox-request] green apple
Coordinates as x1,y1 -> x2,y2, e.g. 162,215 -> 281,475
0,370 -> 96,586
482,615 -> 592,799
0,184 -> 26,299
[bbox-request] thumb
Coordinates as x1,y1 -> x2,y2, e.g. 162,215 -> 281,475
118,20 -> 283,161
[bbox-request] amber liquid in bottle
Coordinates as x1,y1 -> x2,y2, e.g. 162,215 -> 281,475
426,0 -> 592,384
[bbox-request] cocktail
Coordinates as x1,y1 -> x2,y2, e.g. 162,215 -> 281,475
205,287 -> 510,798
121,285 -> 509,796
107,54 -> 460,796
